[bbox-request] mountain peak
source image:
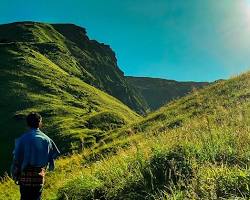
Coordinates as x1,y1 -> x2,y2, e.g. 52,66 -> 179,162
52,23 -> 87,34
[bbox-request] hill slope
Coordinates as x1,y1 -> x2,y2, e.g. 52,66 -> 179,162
0,22 -> 149,114
1,71 -> 248,199
59,72 -> 250,199
131,72 -> 249,133
0,23 -> 141,175
126,76 -> 209,110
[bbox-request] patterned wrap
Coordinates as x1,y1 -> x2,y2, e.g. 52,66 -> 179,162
19,167 -> 46,187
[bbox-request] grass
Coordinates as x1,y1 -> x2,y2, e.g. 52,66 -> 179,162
0,71 -> 249,199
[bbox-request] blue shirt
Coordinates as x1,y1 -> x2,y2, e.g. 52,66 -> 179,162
12,128 -> 60,173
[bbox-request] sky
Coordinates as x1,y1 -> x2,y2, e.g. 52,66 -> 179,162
1,0 -> 250,81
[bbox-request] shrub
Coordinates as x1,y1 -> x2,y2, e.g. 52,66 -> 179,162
87,112 -> 125,131
142,146 -> 194,193
57,175 -> 104,200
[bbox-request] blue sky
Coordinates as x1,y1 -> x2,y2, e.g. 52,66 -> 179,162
1,0 -> 250,81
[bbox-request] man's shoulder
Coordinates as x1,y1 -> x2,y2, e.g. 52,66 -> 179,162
17,131 -> 31,141
18,129 -> 51,142
36,130 -> 53,143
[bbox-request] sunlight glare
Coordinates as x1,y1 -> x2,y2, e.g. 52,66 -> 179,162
243,0 -> 250,22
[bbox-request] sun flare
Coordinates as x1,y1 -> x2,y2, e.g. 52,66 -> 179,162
242,0 -> 250,21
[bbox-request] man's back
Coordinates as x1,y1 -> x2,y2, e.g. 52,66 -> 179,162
14,128 -> 59,171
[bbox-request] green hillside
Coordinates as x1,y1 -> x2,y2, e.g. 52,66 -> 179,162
126,76 -> 209,110
1,70 -> 249,199
0,22 -> 149,114
0,24 -> 142,175
130,72 -> 249,134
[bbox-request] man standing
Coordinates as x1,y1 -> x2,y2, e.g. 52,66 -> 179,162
11,112 -> 60,200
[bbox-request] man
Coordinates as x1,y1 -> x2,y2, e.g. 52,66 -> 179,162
11,112 -> 60,200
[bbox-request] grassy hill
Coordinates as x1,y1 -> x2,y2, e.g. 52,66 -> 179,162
0,23 -> 142,175
126,76 -> 209,110
0,22 -> 149,114
1,70 -> 249,199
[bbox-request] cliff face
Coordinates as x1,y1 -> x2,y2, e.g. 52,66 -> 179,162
126,76 -> 209,110
54,24 -> 149,114
0,22 -> 149,114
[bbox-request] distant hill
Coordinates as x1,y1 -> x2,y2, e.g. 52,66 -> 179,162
0,21 -> 142,175
126,76 -> 209,110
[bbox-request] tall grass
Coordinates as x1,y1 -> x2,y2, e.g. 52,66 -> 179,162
0,72 -> 249,199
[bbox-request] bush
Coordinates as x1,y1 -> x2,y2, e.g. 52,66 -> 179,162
142,146 -> 194,193
57,175 -> 104,200
87,112 -> 125,131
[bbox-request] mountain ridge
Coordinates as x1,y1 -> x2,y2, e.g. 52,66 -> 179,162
126,76 -> 209,110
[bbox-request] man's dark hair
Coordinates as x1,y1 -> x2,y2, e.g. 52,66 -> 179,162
26,112 -> 42,128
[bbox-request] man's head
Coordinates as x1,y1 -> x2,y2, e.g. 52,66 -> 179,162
26,112 -> 42,129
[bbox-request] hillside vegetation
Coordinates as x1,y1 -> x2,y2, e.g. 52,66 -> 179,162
1,71 -> 249,199
0,22 -> 142,175
126,76 -> 209,110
